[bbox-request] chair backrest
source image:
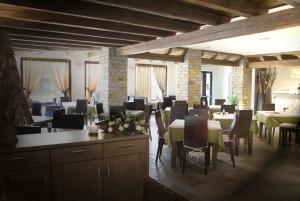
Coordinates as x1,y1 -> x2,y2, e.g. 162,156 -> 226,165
127,95 -> 135,102
168,95 -> 176,101
200,96 -> 208,105
76,99 -> 88,114
169,106 -> 187,125
184,115 -> 208,149
143,176 -> 188,201
221,104 -> 235,113
53,109 -> 65,119
134,99 -> 145,110
155,110 -> 165,138
16,125 -> 41,135
145,105 -> 153,127
262,103 -> 275,111
96,103 -> 104,115
32,102 -> 42,116
52,114 -> 84,129
60,96 -> 70,106
162,97 -> 172,110
227,113 -> 238,137
188,109 -> 208,118
109,106 -> 126,120
174,100 -> 188,107
193,104 -> 208,110
215,99 -> 225,105
124,102 -> 137,110
234,110 -> 252,138
45,105 -> 61,117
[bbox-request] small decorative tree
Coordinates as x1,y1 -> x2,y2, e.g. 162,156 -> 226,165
0,31 -> 32,146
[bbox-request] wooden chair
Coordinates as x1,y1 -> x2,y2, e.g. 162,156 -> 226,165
169,106 -> 187,126
143,176 -> 188,201
134,98 -> 145,111
60,96 -> 70,106
109,106 -> 126,121
182,115 -> 209,174
232,110 -> 253,156
193,104 -> 208,110
162,97 -> 172,110
32,102 -> 42,116
261,103 -> 276,139
45,105 -> 61,117
221,104 -> 235,113
123,101 -> 137,110
215,99 -> 225,105
174,100 -> 188,107
52,114 -> 84,129
279,119 -> 300,146
188,109 -> 208,118
75,99 -> 88,125
144,105 -> 153,141
155,110 -> 167,163
16,125 -> 41,135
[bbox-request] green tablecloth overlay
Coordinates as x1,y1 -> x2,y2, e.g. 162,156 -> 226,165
166,120 -> 224,151
256,111 -> 300,128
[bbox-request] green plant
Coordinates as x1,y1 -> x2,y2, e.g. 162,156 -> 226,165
228,94 -> 239,105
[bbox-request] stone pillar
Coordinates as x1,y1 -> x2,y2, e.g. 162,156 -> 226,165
177,49 -> 202,106
99,47 -> 127,112
231,59 -> 252,109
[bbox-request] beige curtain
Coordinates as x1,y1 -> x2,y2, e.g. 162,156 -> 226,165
153,66 -> 167,96
50,62 -> 70,97
22,60 -> 42,98
85,62 -> 100,101
136,65 -> 152,99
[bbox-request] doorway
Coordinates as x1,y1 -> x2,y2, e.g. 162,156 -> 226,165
201,71 -> 212,105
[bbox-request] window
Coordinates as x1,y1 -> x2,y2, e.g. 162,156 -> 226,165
201,71 -> 213,105
85,61 -> 100,102
135,64 -> 167,100
21,58 -> 71,102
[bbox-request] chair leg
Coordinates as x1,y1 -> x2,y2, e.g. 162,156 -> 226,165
182,147 -> 186,173
148,128 -> 152,141
229,143 -> 235,167
155,144 -> 162,164
279,128 -> 282,145
207,144 -> 211,166
204,147 -> 209,175
234,138 -> 239,156
248,137 -> 252,155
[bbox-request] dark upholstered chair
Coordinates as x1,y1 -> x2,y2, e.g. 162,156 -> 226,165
200,96 -> 208,105
109,106 -> 126,121
32,102 -> 42,116
174,100 -> 188,107
123,102 -> 137,110
169,106 -> 187,126
193,104 -> 208,110
143,176 -> 188,201
261,103 -> 276,139
96,103 -> 104,115
16,125 -> 41,135
75,99 -> 88,125
162,97 -> 172,110
221,104 -> 236,114
279,119 -> 300,146
45,105 -> 61,117
233,110 -> 253,156
60,96 -> 70,106
182,115 -> 209,174
215,99 -> 226,105
134,98 -> 145,111
168,95 -> 176,101
52,114 -> 84,129
188,109 -> 208,118
155,110 -> 167,164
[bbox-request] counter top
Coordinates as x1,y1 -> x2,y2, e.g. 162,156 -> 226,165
0,130 -> 148,153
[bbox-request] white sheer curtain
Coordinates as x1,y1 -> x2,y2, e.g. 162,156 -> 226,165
85,62 -> 100,101
136,65 -> 152,99
153,66 -> 167,96
50,61 -> 70,97
22,60 -> 42,98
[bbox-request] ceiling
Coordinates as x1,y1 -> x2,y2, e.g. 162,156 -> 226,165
184,25 -> 300,56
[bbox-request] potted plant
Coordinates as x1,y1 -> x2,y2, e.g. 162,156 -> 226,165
228,94 -> 239,106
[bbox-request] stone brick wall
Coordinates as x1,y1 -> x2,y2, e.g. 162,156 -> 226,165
99,47 -> 127,112
177,49 -> 202,106
231,59 -> 252,109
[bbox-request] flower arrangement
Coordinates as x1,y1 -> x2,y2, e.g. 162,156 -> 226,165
100,114 -> 146,135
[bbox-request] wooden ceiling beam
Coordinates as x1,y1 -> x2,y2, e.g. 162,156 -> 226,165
117,7 -> 300,55
280,54 -> 299,60
0,1 -> 199,33
201,58 -> 240,66
248,59 -> 300,68
182,0 -> 268,17
0,17 -> 155,42
12,44 -> 100,51
85,0 -> 230,25
1,26 -> 132,46
0,3 -> 174,37
128,53 -> 184,62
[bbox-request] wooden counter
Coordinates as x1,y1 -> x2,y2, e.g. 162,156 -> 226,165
0,130 -> 149,201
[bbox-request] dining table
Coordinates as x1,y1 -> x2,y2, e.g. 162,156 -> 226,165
256,111 -> 300,143
167,119 -> 224,169
162,107 -> 193,127
62,102 -> 97,117
32,115 -> 53,126
209,105 -> 239,118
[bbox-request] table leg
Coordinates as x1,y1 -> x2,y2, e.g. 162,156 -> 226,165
212,144 -> 218,169
267,128 -> 272,144
171,143 -> 177,168
259,122 -> 263,138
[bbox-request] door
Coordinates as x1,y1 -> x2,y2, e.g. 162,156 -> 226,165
104,154 -> 142,201
202,71 -> 213,105
7,167 -> 50,201
52,160 -> 103,201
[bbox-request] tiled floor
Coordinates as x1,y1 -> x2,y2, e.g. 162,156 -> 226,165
148,115 -> 300,201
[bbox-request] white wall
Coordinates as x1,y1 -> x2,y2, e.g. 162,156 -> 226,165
127,58 -> 178,98
272,67 -> 300,94
14,50 -> 100,101
201,64 -> 232,102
